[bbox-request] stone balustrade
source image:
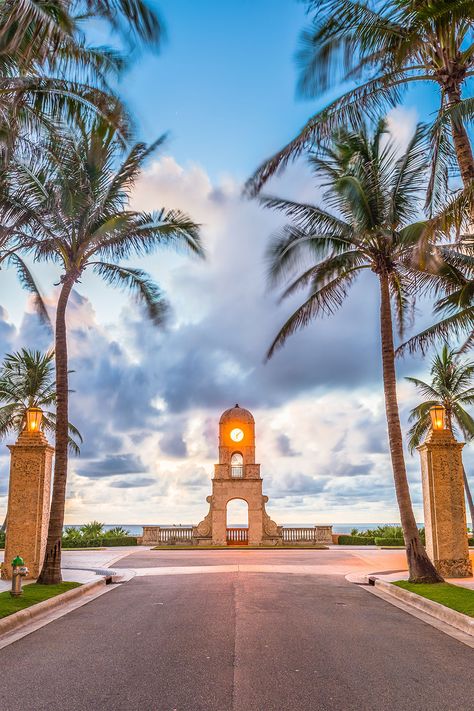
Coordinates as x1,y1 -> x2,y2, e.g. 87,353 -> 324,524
282,526 -> 333,545
140,524 -> 333,547
141,526 -> 194,545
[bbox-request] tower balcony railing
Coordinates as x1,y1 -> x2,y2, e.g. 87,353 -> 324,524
231,465 -> 244,478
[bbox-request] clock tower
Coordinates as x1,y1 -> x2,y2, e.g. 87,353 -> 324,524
193,404 -> 280,546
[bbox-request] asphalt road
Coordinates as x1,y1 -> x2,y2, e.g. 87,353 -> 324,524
0,549 -> 473,711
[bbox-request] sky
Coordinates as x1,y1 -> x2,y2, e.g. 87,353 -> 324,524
0,1 -> 472,527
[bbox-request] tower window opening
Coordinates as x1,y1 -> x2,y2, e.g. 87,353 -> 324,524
231,452 -> 244,478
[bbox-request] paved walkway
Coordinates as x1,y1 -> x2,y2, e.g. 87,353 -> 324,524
0,548 -> 473,710
0,547 -> 145,591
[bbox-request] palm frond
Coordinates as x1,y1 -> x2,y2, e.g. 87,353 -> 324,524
92,262 -> 169,326
266,267 -> 359,359
4,253 -> 51,327
244,74 -> 408,197
398,309 -> 474,356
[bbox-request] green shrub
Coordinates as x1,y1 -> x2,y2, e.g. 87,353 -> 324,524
468,538 -> 474,546
349,525 -> 425,543
79,521 -> 105,538
63,526 -> 82,542
337,535 -> 375,545
62,536 -> 137,548
104,526 -> 130,537
375,537 -> 404,547
0,531 -> 4,549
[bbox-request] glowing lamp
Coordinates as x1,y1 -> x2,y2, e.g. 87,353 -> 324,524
26,407 -> 43,433
429,405 -> 446,431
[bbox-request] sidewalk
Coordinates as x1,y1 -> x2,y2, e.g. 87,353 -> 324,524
0,546 -> 143,591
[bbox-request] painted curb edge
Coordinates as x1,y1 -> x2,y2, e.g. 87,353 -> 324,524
373,578 -> 474,637
0,578 -> 106,637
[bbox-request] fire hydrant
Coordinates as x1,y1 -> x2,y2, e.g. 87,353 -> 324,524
11,556 -> 29,597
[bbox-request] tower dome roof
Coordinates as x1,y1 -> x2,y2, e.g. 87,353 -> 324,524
219,404 -> 255,424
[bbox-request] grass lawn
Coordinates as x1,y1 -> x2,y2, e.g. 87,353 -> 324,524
393,581 -> 474,617
0,582 -> 80,619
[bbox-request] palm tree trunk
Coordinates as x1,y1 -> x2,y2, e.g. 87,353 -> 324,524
462,468 -> 474,532
446,87 -> 474,186
379,273 -> 443,583
37,274 -> 75,585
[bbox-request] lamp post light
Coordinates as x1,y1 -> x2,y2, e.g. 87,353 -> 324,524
429,404 -> 446,431
1,406 -> 53,580
25,407 -> 43,434
418,403 -> 472,577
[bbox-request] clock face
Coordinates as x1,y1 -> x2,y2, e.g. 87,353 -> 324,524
230,427 -> 244,442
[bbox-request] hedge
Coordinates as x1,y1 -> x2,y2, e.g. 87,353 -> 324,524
375,537 -> 404,547
469,538 -> 474,546
62,536 -> 137,548
337,535 -> 375,545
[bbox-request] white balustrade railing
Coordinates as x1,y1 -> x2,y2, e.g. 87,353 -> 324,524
140,524 -> 333,546
158,527 -> 193,543
282,527 -> 316,542
226,527 -> 248,544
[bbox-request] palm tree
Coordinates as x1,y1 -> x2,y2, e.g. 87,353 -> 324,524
9,121 -> 203,584
245,0 -> 474,205
0,348 -> 82,452
0,0 -> 164,312
0,0 -> 163,164
261,119 -> 442,582
406,344 -> 474,527
80,521 -> 105,539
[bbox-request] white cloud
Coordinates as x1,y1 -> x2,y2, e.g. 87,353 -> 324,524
386,106 -> 420,150
0,154 -> 438,526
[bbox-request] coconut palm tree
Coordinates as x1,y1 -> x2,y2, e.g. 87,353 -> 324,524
8,121 -> 203,584
0,0 -> 164,311
0,0 -> 163,164
0,348 -> 82,452
406,344 -> 474,526
246,0 -> 474,206
261,119 -> 442,582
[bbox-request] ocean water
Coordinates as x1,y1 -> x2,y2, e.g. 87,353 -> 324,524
65,522 -> 423,535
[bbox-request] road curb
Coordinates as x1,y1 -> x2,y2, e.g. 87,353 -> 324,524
373,578 -> 474,637
0,578 -> 105,637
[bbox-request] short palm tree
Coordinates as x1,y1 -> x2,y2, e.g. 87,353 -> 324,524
80,521 -> 105,538
10,122 -> 203,584
0,348 -> 82,452
246,0 -> 474,206
406,344 -> 474,526
261,119 -> 442,582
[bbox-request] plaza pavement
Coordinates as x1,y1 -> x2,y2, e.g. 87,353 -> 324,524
0,546 -> 473,711
0,546 -> 146,591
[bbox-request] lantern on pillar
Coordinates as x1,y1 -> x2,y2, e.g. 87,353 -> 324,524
25,407 -> 43,433
429,404 -> 446,431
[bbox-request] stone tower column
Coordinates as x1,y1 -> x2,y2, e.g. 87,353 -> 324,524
2,430 -> 54,579
193,404 -> 280,546
418,428 -> 472,578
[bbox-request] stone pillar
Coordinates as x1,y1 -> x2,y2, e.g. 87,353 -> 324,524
418,428 -> 472,578
2,429 -> 54,579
